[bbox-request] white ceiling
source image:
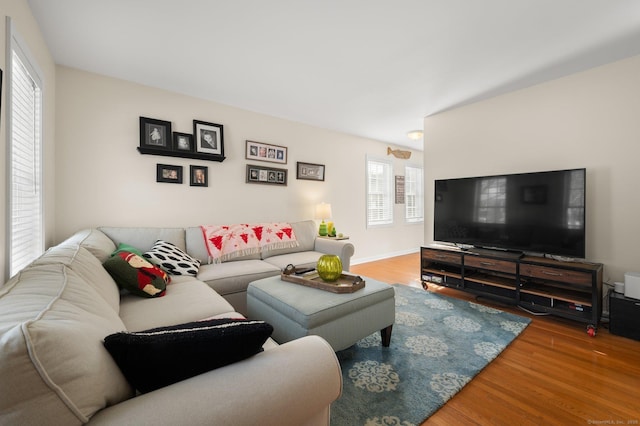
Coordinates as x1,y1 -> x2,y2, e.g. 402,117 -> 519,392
27,0 -> 640,151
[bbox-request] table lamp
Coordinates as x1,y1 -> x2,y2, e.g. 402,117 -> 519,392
315,203 -> 332,236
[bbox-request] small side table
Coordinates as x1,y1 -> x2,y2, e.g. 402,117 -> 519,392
317,235 -> 349,240
609,291 -> 640,341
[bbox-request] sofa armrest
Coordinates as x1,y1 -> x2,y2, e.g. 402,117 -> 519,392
88,335 -> 342,426
314,238 -> 355,271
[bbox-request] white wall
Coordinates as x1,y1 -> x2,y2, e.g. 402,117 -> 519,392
55,67 -> 423,264
1,0 -> 56,281
424,54 -> 640,284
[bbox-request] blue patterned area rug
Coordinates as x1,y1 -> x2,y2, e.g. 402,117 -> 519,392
331,284 -> 531,426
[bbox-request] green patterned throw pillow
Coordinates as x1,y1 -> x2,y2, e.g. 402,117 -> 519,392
103,251 -> 170,297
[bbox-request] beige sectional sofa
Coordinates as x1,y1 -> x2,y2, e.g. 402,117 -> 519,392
100,220 -> 355,315
0,223 -> 347,425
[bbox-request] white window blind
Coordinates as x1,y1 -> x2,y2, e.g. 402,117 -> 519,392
8,23 -> 44,278
366,157 -> 393,227
405,165 -> 424,223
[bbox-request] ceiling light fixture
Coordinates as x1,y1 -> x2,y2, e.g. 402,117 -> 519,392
407,130 -> 423,141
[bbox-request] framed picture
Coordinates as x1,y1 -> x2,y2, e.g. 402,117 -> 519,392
395,175 -> 405,204
173,132 -> 194,152
140,117 -> 172,151
246,164 -> 287,186
296,162 -> 325,181
194,120 -> 224,157
245,140 -> 287,164
156,164 -> 183,184
190,165 -> 208,187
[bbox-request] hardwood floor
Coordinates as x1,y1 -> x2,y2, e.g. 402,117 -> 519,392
351,253 -> 640,425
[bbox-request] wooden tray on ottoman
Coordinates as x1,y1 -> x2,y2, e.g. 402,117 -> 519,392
280,270 -> 365,293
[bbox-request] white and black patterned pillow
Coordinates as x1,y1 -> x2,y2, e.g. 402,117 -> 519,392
143,240 -> 200,276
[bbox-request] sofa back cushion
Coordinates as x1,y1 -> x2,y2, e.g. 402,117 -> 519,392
99,227 -> 185,252
58,228 -> 117,263
0,264 -> 133,425
261,220 -> 316,259
32,244 -> 121,313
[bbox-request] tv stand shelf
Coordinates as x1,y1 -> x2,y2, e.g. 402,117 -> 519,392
421,245 -> 603,333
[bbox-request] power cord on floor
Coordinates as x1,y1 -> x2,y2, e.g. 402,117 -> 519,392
517,305 -> 551,316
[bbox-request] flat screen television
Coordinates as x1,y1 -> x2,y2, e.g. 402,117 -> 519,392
434,168 -> 586,258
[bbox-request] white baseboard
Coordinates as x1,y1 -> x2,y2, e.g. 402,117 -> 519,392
351,247 -> 420,266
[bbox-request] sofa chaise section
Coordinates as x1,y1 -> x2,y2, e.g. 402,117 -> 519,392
0,226 -> 343,425
88,335 -> 341,426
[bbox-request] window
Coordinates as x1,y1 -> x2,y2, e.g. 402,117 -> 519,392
366,157 -> 393,227
404,165 -> 424,223
7,21 -> 44,277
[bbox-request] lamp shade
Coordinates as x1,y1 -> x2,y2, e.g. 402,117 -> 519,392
315,203 -> 332,220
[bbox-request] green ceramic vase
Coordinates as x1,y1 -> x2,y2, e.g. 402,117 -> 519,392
317,254 -> 343,282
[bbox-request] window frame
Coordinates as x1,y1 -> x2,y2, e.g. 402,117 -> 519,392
366,156 -> 394,228
404,164 -> 424,223
6,17 -> 45,279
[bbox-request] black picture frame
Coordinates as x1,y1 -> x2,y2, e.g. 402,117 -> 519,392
194,120 -> 224,158
245,140 -> 287,164
173,132 -> 194,152
137,117 -> 225,162
246,164 -> 287,186
190,165 -> 208,187
156,164 -> 183,184
296,162 -> 325,181
140,117 -> 172,151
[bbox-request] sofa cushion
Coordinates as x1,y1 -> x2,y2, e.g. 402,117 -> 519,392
103,251 -> 169,298
185,226 -> 212,263
99,226 -> 186,253
119,278 -> 236,331
260,220 -> 317,259
143,240 -> 200,276
0,264 -> 133,424
103,318 -> 273,393
58,228 -> 117,262
196,259 -> 281,296
262,250 -> 327,271
32,244 -> 121,313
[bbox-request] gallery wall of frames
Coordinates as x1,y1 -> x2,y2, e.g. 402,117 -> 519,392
138,116 -> 325,188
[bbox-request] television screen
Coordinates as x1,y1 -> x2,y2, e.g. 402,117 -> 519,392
434,168 -> 586,258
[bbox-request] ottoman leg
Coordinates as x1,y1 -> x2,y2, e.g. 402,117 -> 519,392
380,325 -> 393,347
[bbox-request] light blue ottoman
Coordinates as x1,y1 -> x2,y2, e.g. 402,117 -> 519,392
247,275 -> 395,351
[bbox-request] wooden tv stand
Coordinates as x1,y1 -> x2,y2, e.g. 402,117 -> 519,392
420,245 -> 603,333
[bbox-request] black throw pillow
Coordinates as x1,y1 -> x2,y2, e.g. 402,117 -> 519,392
104,318 -> 273,393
